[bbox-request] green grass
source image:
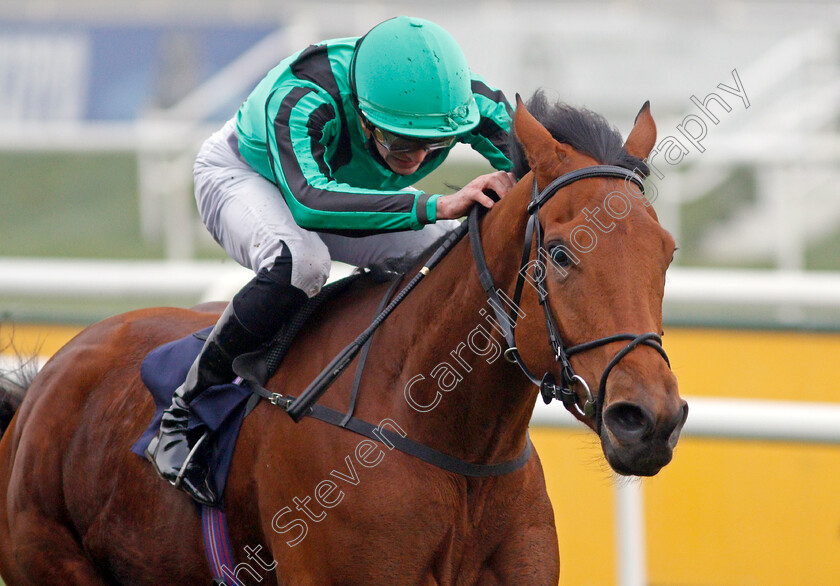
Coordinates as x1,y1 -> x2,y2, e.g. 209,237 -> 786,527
1,152 -> 165,258
0,153 -> 504,322
806,227 -> 840,270
3,151 -> 839,270
0,153 -> 495,260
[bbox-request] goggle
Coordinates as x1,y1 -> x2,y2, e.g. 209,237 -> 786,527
368,124 -> 455,154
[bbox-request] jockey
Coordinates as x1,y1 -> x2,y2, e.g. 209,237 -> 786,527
146,16 -> 516,505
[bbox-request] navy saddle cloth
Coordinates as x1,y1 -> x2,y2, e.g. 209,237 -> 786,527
130,327 -> 254,498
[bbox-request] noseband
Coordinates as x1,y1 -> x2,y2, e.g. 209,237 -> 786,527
468,165 -> 670,432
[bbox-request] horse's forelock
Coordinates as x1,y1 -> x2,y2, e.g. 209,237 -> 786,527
509,90 -> 649,179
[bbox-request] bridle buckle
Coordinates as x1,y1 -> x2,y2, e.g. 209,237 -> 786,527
503,347 -> 519,364
540,372 -> 558,405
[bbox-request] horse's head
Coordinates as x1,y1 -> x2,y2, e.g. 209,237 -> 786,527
505,93 -> 687,476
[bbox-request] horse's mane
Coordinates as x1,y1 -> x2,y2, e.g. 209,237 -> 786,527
507,90 -> 650,180
0,327 -> 36,438
366,91 -> 649,278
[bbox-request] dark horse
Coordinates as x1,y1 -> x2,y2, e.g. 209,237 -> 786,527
0,95 -> 686,585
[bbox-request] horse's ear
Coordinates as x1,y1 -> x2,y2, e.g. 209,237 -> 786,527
623,101 -> 657,159
514,94 -> 568,180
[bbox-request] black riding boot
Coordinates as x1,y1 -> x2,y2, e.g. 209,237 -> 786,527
146,303 -> 261,505
146,253 -> 307,506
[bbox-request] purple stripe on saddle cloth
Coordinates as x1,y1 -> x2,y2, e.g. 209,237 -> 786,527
203,505 -> 240,586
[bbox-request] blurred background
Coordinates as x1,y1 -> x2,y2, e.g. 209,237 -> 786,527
1,1 -> 839,585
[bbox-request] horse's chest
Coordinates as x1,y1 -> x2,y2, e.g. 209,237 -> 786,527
257,462 -> 552,584
372,478 -> 515,563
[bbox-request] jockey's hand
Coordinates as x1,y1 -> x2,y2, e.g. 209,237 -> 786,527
435,171 -> 516,220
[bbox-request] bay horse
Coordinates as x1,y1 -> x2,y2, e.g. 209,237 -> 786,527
0,93 -> 686,585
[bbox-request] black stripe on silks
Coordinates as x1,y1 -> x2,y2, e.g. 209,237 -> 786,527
307,103 -> 336,180
471,79 -> 514,118
290,44 -> 352,171
273,87 -> 417,217
472,116 -> 512,161
314,227 -> 405,238
415,193 -> 432,224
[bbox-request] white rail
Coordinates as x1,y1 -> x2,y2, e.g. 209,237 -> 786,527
531,396 -> 840,443
0,257 -> 356,303
664,267 -> 840,308
0,258 -> 253,302
3,259 -> 840,310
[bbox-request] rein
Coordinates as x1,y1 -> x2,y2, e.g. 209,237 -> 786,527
470,166 -> 670,431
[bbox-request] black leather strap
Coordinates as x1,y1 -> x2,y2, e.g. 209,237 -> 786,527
594,332 -> 667,421
468,206 -> 541,386
340,275 -> 404,427
286,222 -> 470,422
468,207 -> 515,351
245,382 -> 532,477
527,165 -> 645,214
311,403 -> 533,478
467,167 -> 668,431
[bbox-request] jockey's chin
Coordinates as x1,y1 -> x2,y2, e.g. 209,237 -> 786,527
377,145 -> 428,175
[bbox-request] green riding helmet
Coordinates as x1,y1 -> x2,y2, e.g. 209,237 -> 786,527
352,16 -> 480,139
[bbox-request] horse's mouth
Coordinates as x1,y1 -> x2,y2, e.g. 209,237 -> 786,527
603,442 -> 674,477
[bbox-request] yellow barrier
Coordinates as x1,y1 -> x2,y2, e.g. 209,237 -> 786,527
4,324 -> 840,585
1,323 -> 84,357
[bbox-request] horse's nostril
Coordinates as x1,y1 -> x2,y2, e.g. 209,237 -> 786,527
603,402 -> 653,443
664,401 -> 689,446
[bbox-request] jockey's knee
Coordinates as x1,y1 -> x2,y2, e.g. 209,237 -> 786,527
282,239 -> 331,299
233,249 -> 310,340
253,237 -> 330,297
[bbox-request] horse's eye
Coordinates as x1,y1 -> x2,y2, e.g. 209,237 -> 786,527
547,243 -> 573,268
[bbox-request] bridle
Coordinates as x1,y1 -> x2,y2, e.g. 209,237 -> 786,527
287,163 -> 671,437
468,165 -> 671,432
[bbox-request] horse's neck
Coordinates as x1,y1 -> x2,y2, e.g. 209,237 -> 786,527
380,185 -> 537,463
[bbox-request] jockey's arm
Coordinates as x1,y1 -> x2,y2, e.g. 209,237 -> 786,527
265,86 -> 440,233
262,77 -> 516,231
460,73 -> 515,172
434,74 -> 516,218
